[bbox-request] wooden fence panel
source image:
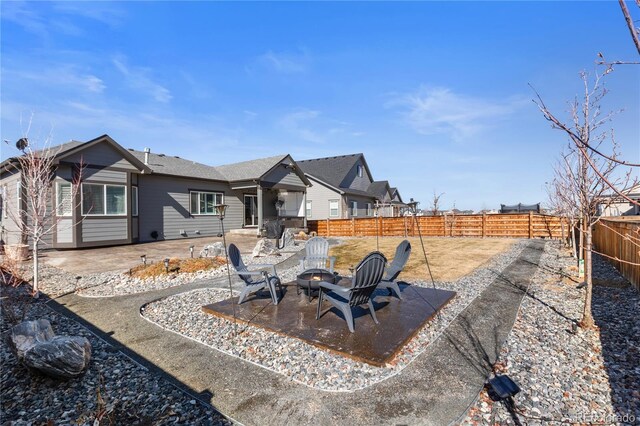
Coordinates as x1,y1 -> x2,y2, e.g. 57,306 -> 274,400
308,214 -> 567,240
593,219 -> 640,291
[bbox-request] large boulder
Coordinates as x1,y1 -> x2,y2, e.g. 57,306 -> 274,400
8,320 -> 92,379
283,229 -> 296,248
8,319 -> 55,361
252,239 -> 280,257
23,336 -> 92,379
200,242 -> 226,258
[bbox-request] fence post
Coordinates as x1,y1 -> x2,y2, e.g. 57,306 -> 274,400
380,216 -> 384,237
326,219 -> 330,237
403,215 -> 407,238
528,211 -> 534,239
351,218 -> 355,237
482,213 -> 487,238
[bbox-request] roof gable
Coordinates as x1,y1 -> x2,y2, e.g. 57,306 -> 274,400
56,135 -> 151,173
298,153 -> 374,190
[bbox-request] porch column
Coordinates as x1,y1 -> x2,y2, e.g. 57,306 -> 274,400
257,184 -> 263,237
303,190 -> 308,229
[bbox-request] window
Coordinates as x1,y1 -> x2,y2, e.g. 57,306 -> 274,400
357,164 -> 363,177
82,184 -> 126,216
57,182 -> 73,216
189,191 -> 223,215
329,200 -> 339,218
366,203 -> 372,216
306,200 -> 312,218
131,186 -> 138,217
350,201 -> 358,217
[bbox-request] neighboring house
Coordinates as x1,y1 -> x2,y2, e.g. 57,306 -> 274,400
597,184 -> 640,217
500,203 -> 541,214
297,153 -> 406,220
0,134 -> 310,249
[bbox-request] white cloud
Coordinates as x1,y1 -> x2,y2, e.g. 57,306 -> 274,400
2,65 -> 105,93
113,56 -> 172,103
258,49 -> 310,74
279,109 -> 324,143
390,86 -> 526,141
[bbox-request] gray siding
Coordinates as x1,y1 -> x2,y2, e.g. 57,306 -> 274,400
306,177 -> 343,220
138,175 -> 243,242
263,163 -> 306,190
82,218 -> 128,242
0,171 -> 23,245
57,218 -> 73,243
64,143 -> 138,171
341,159 -> 373,191
83,168 -> 127,184
346,196 -> 375,218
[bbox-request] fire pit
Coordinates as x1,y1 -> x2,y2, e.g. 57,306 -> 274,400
296,269 -> 338,302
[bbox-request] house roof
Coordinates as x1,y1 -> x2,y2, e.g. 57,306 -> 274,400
297,154 -> 369,189
214,154 -> 288,182
128,150 -> 227,181
367,180 -> 390,199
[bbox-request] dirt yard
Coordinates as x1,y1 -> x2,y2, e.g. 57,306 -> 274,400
329,237 -> 516,281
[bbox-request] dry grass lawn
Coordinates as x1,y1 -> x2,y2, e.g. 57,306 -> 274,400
329,237 -> 515,282
130,257 -> 226,279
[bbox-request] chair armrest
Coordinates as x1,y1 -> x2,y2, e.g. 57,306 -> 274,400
318,281 -> 350,295
233,270 -> 266,277
249,264 -> 277,276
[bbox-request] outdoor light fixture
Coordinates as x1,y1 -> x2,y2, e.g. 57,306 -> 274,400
215,203 -> 236,333
140,255 -> 147,266
189,245 -> 195,258
374,200 -> 381,251
215,203 -> 228,219
163,258 -> 170,273
407,198 -> 419,214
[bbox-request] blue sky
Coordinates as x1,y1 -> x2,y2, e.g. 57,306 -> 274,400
1,1 -> 638,211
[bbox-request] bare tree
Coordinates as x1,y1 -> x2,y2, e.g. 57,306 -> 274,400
3,129 -> 83,297
430,191 -> 445,216
533,70 -> 636,328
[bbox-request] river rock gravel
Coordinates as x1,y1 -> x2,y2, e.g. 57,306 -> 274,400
0,284 -> 230,425
462,242 -> 640,426
141,240 -> 529,391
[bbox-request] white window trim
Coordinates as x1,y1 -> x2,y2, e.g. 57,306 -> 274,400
132,186 -> 139,217
329,199 -> 339,218
306,200 -> 312,218
1,185 -> 6,219
56,182 -> 73,217
189,191 -> 224,216
351,201 -> 358,217
366,203 -> 372,217
81,183 -> 127,216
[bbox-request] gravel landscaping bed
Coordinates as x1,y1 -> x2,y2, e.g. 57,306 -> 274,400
75,247 -> 304,298
0,284 -> 230,425
462,242 -> 640,425
140,240 -> 529,391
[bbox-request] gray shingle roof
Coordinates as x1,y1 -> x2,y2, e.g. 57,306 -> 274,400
214,154 -> 288,182
297,154 -> 362,189
367,181 -> 390,199
128,150 -> 228,181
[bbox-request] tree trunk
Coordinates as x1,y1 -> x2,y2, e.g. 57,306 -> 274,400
32,240 -> 39,298
581,225 -> 594,328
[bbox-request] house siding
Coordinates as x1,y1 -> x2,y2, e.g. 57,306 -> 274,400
82,218 -> 128,242
347,195 -> 375,218
57,218 -> 74,243
305,177 -> 343,220
341,159 -> 373,191
137,175 -> 243,242
0,171 -> 23,245
262,163 -> 306,190
64,143 -> 139,171
83,168 -> 127,184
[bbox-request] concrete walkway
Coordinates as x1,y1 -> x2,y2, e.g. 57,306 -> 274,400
48,240 -> 544,425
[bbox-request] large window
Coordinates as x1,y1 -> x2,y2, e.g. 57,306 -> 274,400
57,182 -> 72,216
82,184 -> 126,216
350,201 -> 358,217
329,200 -> 339,218
190,191 -> 223,215
306,200 -> 312,218
131,186 -> 139,217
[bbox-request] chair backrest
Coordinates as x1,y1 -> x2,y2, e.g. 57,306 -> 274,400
349,251 -> 387,306
228,244 -> 253,284
384,240 -> 412,281
304,237 -> 330,269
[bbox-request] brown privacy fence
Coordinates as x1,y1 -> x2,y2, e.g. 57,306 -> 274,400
593,219 -> 640,291
308,213 -> 566,239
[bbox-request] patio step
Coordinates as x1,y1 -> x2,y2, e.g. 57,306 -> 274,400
228,228 -> 259,236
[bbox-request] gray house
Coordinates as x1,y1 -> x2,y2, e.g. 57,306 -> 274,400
297,153 -> 406,220
0,134 -> 309,249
